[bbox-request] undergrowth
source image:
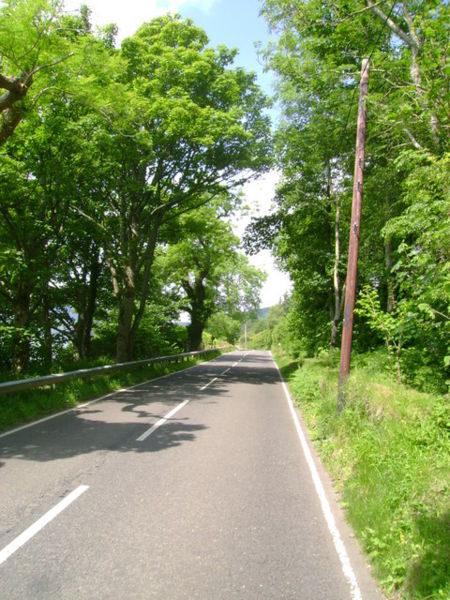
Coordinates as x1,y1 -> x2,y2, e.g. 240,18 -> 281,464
0,351 -> 222,433
277,349 -> 449,599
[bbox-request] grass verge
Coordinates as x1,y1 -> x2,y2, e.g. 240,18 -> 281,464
0,351 -> 223,434
276,350 -> 449,599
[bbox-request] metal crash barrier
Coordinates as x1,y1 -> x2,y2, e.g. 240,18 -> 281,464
0,348 -> 227,395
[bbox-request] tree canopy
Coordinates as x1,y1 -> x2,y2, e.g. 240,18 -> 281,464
0,6 -> 272,373
245,0 -> 449,390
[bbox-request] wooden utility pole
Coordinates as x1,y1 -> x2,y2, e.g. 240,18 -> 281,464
337,58 -> 370,412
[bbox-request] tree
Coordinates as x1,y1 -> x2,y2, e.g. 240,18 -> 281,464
0,107 -> 74,372
163,201 -> 266,350
0,4 -> 127,372
249,0 -> 449,382
96,15 -> 271,361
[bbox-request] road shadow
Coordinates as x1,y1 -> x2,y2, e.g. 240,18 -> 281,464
0,352 -> 282,465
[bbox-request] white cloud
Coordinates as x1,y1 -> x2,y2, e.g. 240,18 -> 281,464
233,170 -> 292,308
159,0 -> 216,12
64,0 -> 217,40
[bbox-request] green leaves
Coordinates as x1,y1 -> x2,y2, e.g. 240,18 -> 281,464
0,1 -> 77,143
253,0 -> 448,385
162,199 -> 265,348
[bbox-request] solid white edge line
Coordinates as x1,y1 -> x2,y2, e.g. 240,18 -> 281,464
272,355 -> 362,600
136,399 -> 190,442
0,354 -> 232,440
0,485 -> 89,566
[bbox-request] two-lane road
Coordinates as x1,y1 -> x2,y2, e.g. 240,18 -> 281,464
0,351 -> 383,599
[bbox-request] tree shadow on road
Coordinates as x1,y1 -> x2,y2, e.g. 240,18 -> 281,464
0,351 -> 282,464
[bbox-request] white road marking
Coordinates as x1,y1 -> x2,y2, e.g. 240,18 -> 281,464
200,377 -> 218,391
220,368 -> 231,375
273,356 -> 362,600
0,485 -> 89,566
232,362 -> 239,367
0,358 -> 224,440
136,399 -> 190,442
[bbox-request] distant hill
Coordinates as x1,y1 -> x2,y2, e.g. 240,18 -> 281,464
257,306 -> 270,319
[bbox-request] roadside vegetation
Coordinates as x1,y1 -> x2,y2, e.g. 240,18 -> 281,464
1,2 -> 448,595
0,350 -> 224,433
244,305 -> 449,600
281,352 -> 448,599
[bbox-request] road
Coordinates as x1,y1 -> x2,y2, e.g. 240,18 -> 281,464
0,350 -> 383,599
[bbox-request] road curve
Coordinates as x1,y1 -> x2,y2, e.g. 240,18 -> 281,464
0,350 -> 383,599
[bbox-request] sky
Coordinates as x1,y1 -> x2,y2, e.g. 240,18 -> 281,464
64,0 -> 291,307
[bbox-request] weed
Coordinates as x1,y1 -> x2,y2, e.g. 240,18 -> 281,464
276,351 -> 450,599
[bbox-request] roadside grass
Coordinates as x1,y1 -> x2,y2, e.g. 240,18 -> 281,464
0,351 -> 223,434
276,350 -> 449,599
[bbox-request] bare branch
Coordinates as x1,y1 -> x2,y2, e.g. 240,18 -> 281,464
404,128 -> 425,151
337,1 -> 386,22
72,207 -> 108,234
402,2 -> 421,50
366,0 -> 418,49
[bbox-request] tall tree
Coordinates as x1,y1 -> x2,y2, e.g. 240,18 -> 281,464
97,15 -> 271,361
0,107 -> 75,371
250,0 -> 448,376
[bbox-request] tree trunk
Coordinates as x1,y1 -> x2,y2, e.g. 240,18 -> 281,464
116,293 -> 135,362
0,105 -> 24,145
82,252 -> 100,358
73,271 -> 88,361
73,312 -> 85,361
72,251 -> 101,359
187,315 -> 205,351
12,287 -> 32,374
368,1 -> 440,148
110,211 -> 162,363
42,291 -> 53,369
385,238 -> 395,313
330,195 -> 342,350
326,160 -> 342,350
185,276 -> 209,351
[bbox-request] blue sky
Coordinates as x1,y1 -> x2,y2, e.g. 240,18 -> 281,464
175,0 -> 275,95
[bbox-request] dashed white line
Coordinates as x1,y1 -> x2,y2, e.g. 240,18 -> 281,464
0,485 -> 89,566
0,357 -> 225,440
200,377 -> 218,391
272,356 -> 362,600
136,399 -> 190,442
138,353 -> 243,440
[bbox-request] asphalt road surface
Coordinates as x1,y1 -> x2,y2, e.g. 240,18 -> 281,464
0,350 -> 384,599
